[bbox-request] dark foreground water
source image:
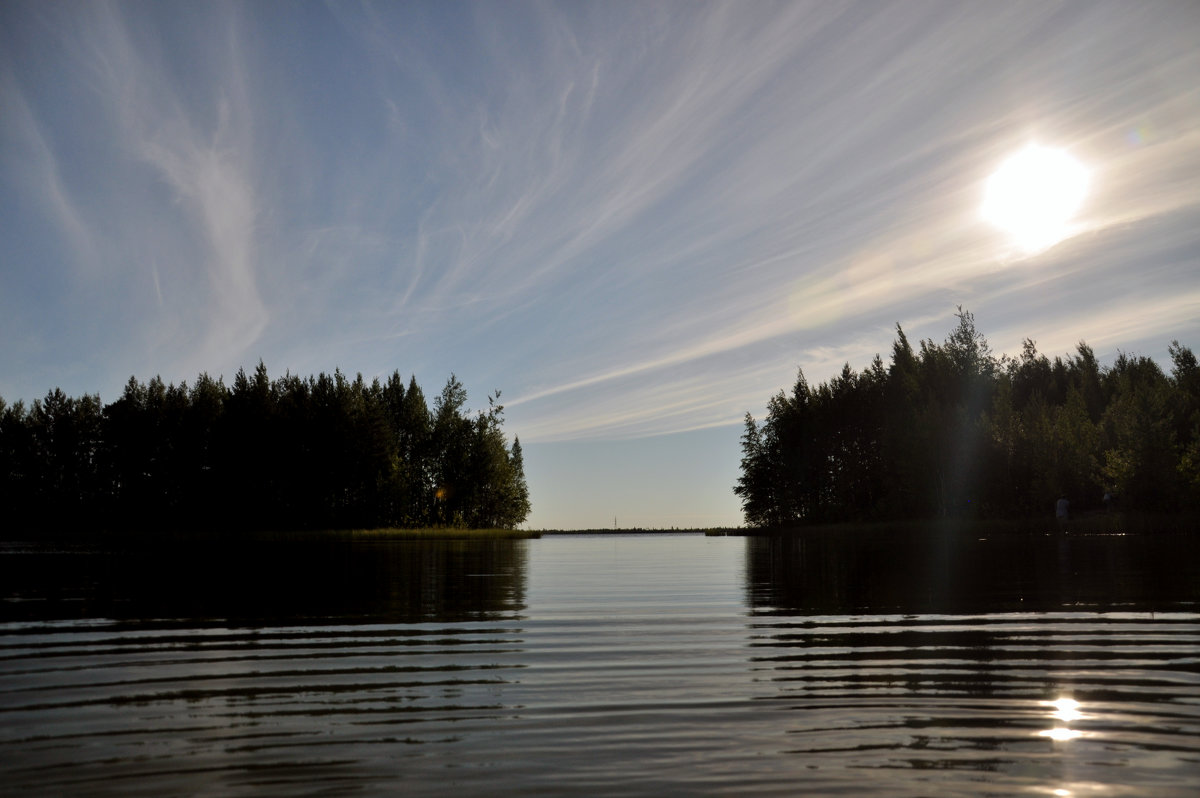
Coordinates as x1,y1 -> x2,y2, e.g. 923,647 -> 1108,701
1,532 -> 1198,796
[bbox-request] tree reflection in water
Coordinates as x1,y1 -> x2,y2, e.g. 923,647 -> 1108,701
0,538 -> 528,625
744,531 -> 1200,792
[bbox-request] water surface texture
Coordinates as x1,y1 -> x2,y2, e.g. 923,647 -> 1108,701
1,533 -> 1197,796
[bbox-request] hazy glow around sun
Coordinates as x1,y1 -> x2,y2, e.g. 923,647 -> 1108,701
982,144 -> 1090,253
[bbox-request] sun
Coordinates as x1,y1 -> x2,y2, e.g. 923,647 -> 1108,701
982,144 -> 1089,253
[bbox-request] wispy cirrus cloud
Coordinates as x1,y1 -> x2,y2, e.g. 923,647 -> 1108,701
1,1 -> 270,393
136,97 -> 267,369
0,75 -> 97,273
1,0 -> 1196,445
93,4 -> 268,375
446,2 -> 1200,441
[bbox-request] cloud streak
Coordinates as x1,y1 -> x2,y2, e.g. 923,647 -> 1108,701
137,96 -> 267,367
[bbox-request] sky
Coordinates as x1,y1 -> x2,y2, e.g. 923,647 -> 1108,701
2,1 -> 1198,529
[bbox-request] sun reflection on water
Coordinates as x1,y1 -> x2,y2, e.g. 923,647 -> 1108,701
1037,696 -> 1085,742
1051,697 -> 1082,722
1039,727 -> 1084,742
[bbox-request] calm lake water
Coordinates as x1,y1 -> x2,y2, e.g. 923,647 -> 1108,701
1,532 -> 1198,796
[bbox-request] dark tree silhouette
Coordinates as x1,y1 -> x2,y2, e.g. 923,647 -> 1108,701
0,366 -> 531,536
736,309 -> 1199,527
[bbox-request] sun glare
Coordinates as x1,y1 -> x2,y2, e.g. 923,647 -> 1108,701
1036,696 -> 1086,743
982,144 -> 1089,253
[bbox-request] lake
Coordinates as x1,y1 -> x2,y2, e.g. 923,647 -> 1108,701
1,532 -> 1198,796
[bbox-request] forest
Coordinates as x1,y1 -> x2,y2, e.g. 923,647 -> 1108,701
0,364 -> 531,535
735,309 -> 1200,528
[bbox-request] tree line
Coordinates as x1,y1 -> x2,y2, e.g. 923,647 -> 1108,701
735,309 -> 1200,528
0,364 -> 531,535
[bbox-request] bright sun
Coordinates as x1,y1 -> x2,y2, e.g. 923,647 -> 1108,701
982,144 -> 1089,253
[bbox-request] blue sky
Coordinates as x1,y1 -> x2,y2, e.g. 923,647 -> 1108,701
2,1 -> 1198,529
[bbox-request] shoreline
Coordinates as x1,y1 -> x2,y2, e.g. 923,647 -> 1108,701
3,512 -> 1193,545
